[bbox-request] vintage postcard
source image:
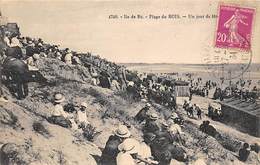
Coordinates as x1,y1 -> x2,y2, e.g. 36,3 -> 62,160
0,0 -> 259,165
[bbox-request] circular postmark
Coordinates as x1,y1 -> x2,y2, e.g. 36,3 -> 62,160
202,38 -> 252,81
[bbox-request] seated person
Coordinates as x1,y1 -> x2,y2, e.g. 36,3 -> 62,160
101,125 -> 131,165
75,102 -> 90,129
48,93 -> 71,128
134,103 -> 151,123
26,53 -> 40,70
143,113 -> 160,134
239,143 -> 250,162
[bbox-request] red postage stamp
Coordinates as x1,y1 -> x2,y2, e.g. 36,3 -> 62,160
215,4 -> 255,51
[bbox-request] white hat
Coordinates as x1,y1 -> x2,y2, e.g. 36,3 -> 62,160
146,103 -> 151,107
10,37 -> 21,47
118,138 -> 140,154
149,113 -> 158,120
171,112 -> 178,119
54,93 -> 65,103
128,81 -> 134,87
80,102 -> 88,108
114,125 -> 131,138
162,122 -> 169,127
141,99 -> 147,102
33,54 -> 40,60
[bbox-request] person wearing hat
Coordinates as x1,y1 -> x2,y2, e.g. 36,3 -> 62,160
26,40 -> 36,57
154,122 -> 174,145
75,102 -> 89,129
101,124 -> 131,165
168,118 -> 184,144
250,142 -> 260,154
239,142 -> 251,162
187,103 -> 194,118
117,138 -> 140,165
64,49 -> 73,65
194,104 -> 202,119
9,34 -> 22,48
170,112 -> 178,121
199,121 -> 208,133
5,34 -> 23,59
143,113 -> 160,134
26,53 -> 40,71
49,93 -> 71,128
207,104 -> 214,118
56,51 -> 62,61
117,138 -> 158,165
134,103 -> 151,123
110,77 -> 121,91
3,31 -> 11,47
199,120 -> 219,138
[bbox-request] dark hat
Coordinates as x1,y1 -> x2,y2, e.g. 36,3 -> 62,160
243,143 -> 249,149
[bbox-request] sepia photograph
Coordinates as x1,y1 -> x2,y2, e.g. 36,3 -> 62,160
0,0 -> 259,165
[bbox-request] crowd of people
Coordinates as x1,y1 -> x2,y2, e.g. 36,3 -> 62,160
0,25 -> 259,165
0,27 -> 132,100
101,102 -> 187,165
189,77 -> 259,102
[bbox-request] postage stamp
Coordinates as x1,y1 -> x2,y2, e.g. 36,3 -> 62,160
215,4 -> 255,51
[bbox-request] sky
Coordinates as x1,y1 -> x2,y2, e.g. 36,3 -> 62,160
1,0 -> 260,64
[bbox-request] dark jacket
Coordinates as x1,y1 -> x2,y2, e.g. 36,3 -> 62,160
239,148 -> 250,162
134,107 -> 149,123
205,125 -> 218,137
101,135 -> 122,165
26,45 -> 35,57
6,46 -> 22,59
155,130 -> 173,144
99,75 -> 111,88
150,139 -> 187,164
143,120 -> 160,134
166,144 -> 187,162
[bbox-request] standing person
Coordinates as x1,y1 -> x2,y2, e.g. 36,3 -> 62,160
101,125 -> 131,165
188,103 -> 194,118
3,31 -> 11,47
118,66 -> 127,90
189,88 -> 193,101
5,34 -> 23,59
207,104 -> 214,118
64,49 -> 73,65
183,100 -> 189,114
195,104 -> 202,119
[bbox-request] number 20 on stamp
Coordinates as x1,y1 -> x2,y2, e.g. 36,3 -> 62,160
215,4 -> 255,51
